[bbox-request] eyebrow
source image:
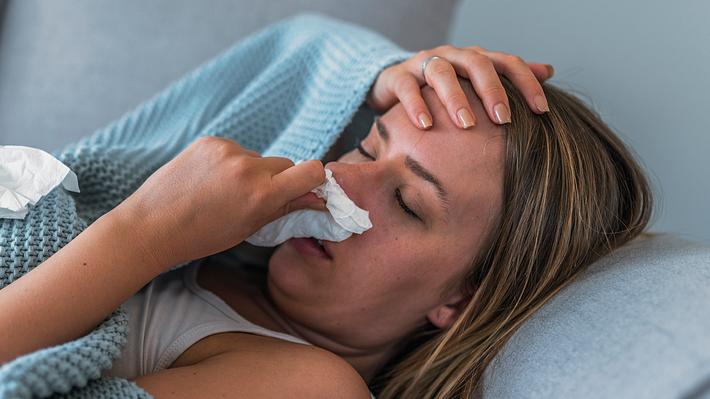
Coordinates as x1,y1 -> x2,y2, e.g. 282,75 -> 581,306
376,118 -> 451,219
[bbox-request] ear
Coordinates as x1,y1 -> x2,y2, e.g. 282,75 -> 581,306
426,292 -> 470,330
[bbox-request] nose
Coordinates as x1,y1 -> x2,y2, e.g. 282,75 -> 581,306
324,160 -> 385,211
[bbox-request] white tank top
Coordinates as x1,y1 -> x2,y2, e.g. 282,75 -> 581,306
103,258 -> 311,380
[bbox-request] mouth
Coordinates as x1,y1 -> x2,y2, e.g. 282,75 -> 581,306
315,238 -> 333,259
289,237 -> 333,260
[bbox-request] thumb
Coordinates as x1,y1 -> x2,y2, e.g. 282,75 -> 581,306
288,192 -> 327,212
271,159 -> 326,207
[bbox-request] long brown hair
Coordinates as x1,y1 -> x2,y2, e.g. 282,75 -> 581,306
369,76 -> 654,398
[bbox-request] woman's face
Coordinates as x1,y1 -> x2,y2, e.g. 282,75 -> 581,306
267,84 -> 506,349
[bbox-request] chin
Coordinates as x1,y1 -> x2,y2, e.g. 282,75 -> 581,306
267,244 -> 317,299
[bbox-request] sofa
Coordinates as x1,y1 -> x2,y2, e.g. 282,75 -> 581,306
481,233 -> 710,398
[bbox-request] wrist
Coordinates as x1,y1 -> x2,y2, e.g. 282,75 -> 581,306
102,204 -> 180,273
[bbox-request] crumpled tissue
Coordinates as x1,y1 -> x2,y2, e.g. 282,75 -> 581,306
0,145 -> 80,220
246,168 -> 372,246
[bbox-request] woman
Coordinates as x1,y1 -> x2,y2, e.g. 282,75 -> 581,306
0,42 -> 651,399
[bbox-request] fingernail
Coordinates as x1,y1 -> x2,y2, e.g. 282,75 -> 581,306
418,113 -> 433,129
546,64 -> 555,77
493,103 -> 511,124
457,108 -> 475,129
534,94 -> 550,112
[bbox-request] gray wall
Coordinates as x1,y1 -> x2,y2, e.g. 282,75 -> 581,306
449,0 -> 710,243
0,0 -> 454,153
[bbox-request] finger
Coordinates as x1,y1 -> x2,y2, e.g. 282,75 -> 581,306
259,156 -> 295,174
243,149 -> 261,158
464,45 -> 489,53
422,57 -> 476,129
288,191 -> 327,212
367,67 -> 399,111
477,50 -> 550,114
528,63 -> 554,82
271,159 -> 326,204
445,49 -> 511,125
391,73 -> 432,129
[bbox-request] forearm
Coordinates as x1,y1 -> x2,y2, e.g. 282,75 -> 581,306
0,208 -> 171,364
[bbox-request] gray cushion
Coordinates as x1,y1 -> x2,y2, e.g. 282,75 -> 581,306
0,0 -> 456,152
482,234 -> 710,399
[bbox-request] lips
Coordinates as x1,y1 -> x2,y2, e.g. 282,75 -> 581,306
289,237 -> 333,260
313,237 -> 333,259
318,239 -> 333,259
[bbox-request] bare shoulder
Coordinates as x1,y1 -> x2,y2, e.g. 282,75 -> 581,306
132,336 -> 372,399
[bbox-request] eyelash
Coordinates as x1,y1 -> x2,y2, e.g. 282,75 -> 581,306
356,140 -> 421,221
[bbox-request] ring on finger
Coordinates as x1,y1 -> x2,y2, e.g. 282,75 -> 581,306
421,55 -> 444,81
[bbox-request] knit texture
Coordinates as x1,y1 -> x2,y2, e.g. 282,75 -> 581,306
0,13 -> 410,398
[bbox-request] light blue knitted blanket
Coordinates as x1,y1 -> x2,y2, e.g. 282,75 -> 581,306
0,14 -> 409,398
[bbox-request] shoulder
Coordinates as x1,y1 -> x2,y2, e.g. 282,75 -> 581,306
132,339 -> 372,399
267,343 -> 373,399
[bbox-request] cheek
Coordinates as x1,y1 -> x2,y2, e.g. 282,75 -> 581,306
348,205 -> 410,266
342,222 -> 441,291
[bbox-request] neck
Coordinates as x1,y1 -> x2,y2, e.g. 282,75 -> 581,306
253,282 -> 401,383
198,258 -> 403,382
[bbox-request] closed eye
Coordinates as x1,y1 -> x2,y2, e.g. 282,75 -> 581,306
356,140 -> 422,221
356,141 -> 375,161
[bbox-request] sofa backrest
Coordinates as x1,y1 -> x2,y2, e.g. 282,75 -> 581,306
0,0 -> 457,151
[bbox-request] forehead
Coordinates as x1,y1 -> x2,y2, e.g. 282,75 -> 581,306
379,84 -> 506,233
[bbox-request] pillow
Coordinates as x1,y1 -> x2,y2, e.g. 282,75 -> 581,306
482,233 -> 710,398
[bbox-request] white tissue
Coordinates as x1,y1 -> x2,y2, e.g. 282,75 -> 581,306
246,168 -> 372,246
0,145 -> 80,220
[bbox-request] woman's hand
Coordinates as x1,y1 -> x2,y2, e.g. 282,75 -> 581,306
367,45 -> 554,129
113,136 -> 327,268
0,136 -> 328,361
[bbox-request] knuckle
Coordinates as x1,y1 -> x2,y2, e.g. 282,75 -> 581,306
194,135 -> 218,148
213,141 -> 235,159
480,85 -> 507,98
508,69 -> 542,87
381,61 -> 398,74
446,92 -> 468,106
416,49 -> 431,60
308,161 -> 326,183
273,156 -> 294,168
193,138 -> 229,160
510,69 -> 539,80
429,60 -> 454,76
380,61 -> 406,80
230,156 -> 252,175
379,65 -> 397,80
506,54 -> 526,65
463,51 -> 487,67
393,74 -> 412,92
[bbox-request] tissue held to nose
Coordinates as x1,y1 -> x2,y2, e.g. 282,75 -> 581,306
0,145 -> 80,220
246,168 -> 372,246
